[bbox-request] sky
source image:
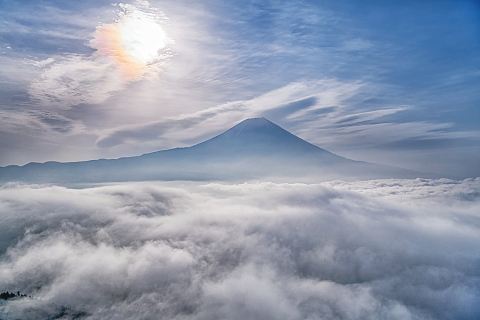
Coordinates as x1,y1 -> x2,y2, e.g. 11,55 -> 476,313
1,178 -> 479,319
0,0 -> 479,177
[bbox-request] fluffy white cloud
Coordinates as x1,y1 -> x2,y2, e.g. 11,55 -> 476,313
0,178 -> 479,319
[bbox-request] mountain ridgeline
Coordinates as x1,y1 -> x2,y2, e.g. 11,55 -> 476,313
0,118 -> 439,183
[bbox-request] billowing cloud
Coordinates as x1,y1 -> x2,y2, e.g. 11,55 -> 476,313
28,1 -> 172,110
0,178 -> 479,319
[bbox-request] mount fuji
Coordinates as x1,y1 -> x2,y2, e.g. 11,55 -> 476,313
0,118 -> 441,183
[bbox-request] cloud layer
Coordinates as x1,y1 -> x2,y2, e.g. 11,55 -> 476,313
0,178 -> 479,319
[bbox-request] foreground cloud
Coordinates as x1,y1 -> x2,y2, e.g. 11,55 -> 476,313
0,178 -> 479,319
29,1 -> 172,110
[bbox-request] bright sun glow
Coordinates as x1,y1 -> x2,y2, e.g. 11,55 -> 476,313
119,11 -> 168,64
92,2 -> 172,80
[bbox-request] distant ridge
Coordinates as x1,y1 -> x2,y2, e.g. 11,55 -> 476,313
0,118 -> 442,183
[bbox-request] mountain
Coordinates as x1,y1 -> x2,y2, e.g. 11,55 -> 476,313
0,118 -> 440,183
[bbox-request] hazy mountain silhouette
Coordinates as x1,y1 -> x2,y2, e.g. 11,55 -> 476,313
0,118 -> 441,183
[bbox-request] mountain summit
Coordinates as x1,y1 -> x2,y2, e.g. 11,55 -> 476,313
203,117 -> 305,148
0,118 -> 439,183
158,118 -> 343,163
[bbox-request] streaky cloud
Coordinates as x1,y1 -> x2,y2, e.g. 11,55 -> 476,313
28,1 -> 172,110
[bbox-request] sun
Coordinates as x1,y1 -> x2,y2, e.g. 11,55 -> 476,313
92,3 -> 172,80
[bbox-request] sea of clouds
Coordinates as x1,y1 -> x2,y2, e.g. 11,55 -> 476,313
0,178 -> 479,320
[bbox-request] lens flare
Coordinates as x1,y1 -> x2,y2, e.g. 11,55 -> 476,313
91,2 -> 172,80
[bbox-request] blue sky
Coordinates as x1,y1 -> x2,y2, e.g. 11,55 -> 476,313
0,0 -> 479,177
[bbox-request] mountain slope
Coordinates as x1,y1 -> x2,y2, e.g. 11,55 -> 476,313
142,117 -> 345,162
0,118 -> 440,183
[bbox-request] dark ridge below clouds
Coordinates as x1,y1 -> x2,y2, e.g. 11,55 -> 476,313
0,178 -> 479,319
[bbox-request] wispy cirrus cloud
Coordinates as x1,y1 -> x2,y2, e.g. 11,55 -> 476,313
95,79 -> 480,160
29,56 -> 126,110
28,1 -> 173,110
95,79 -> 362,149
0,0 -> 478,178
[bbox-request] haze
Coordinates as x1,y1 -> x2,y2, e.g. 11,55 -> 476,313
0,1 -> 479,319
